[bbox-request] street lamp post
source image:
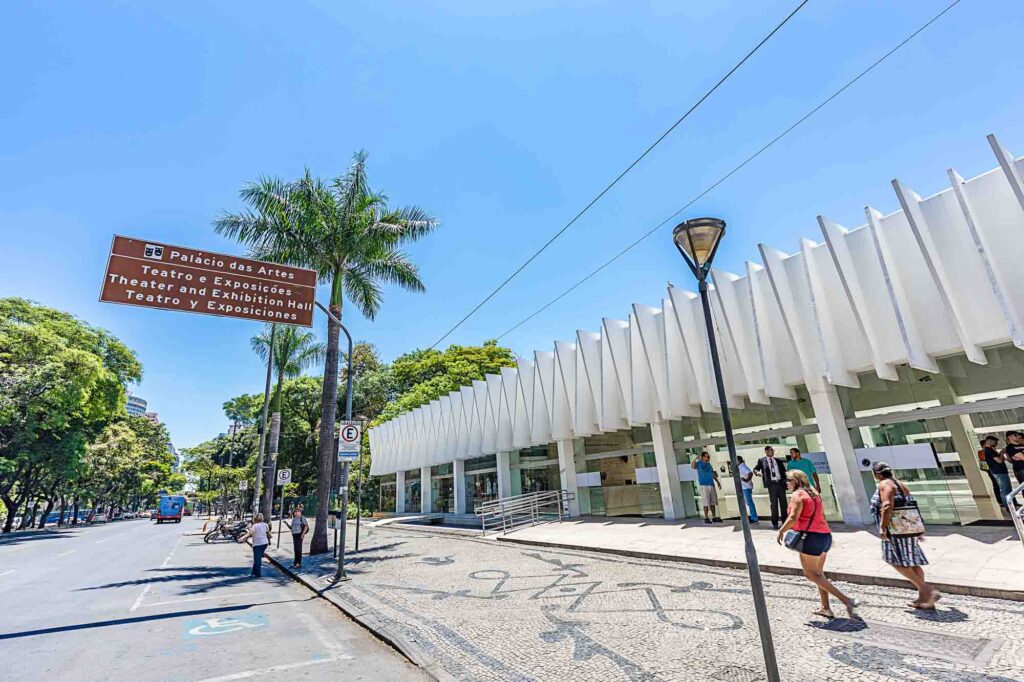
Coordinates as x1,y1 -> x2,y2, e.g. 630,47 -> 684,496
672,217 -> 780,682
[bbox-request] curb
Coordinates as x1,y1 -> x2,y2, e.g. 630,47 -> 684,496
495,535 -> 1024,603
262,547 -> 454,682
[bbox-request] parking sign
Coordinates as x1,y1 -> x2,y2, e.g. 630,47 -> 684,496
338,421 -> 361,454
276,469 -> 292,485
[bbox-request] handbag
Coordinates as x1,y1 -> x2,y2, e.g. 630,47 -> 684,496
783,495 -> 819,552
888,483 -> 925,538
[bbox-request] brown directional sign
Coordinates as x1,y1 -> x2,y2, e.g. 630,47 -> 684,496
99,235 -> 317,326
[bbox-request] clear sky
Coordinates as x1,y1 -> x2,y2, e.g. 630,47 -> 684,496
2,1 -> 1023,449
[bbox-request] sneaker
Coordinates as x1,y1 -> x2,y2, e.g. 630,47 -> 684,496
712,517 -> 722,522
704,518 -> 712,524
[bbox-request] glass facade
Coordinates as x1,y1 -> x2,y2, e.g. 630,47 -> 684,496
465,455 -> 498,514
579,429 -> 663,517
431,463 -> 454,513
517,445 -> 559,496
404,469 -> 421,513
379,473 -> 396,513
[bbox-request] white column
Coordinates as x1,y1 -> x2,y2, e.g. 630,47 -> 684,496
395,470 -> 406,514
496,451 -> 513,499
453,459 -> 467,515
807,382 -> 872,525
556,439 -> 581,517
420,466 -> 432,514
651,420 -> 686,520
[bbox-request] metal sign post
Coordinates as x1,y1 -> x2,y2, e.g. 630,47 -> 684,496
275,469 -> 291,548
333,422 -> 360,582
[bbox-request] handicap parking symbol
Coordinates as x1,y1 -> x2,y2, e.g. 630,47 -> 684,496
184,612 -> 267,638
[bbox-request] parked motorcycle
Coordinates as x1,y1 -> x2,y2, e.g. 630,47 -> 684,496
203,519 -> 249,543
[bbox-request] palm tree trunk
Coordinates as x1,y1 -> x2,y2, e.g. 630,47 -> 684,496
310,283 -> 343,555
261,411 -> 280,518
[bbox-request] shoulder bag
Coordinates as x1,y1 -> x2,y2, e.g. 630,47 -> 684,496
783,494 -> 819,553
887,481 -> 925,538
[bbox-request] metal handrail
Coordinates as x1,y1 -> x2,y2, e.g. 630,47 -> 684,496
1007,480 -> 1024,546
475,489 -> 574,536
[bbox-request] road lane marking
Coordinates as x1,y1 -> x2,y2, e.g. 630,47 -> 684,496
143,591 -> 262,608
129,532 -> 186,612
0,570 -> 14,578
194,656 -> 352,682
290,600 -> 344,654
56,550 -> 76,557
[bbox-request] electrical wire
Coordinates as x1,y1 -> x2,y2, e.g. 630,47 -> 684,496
426,0 -> 811,349
495,0 -> 964,341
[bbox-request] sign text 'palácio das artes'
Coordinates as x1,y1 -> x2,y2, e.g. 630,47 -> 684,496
99,236 -> 317,326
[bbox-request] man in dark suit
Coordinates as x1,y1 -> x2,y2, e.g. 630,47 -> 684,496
753,445 -> 788,529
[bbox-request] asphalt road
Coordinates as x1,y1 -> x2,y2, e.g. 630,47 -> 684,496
0,517 -> 427,682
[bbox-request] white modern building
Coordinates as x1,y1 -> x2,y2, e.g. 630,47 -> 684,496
126,393 -> 148,417
369,134 -> 1024,527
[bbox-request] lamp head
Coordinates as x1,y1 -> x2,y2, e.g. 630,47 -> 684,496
672,217 -> 725,278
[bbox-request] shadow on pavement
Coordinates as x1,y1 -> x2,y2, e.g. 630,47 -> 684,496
0,597 -> 312,640
0,529 -> 80,547
77,565 -> 291,595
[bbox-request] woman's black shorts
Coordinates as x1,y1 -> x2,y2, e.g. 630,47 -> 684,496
801,531 -> 833,557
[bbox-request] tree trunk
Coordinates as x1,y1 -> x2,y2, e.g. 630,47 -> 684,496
261,412 -> 281,519
22,499 -> 39,529
310,295 -> 342,555
58,496 -> 67,526
1,494 -> 15,533
72,497 -> 80,526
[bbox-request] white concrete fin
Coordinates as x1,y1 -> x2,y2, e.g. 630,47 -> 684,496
800,237 -> 861,387
818,216 -> 899,380
667,286 -> 718,411
475,379 -> 495,455
893,179 -> 988,365
368,428 -> 381,475
514,359 -> 535,449
758,243 -> 826,390
496,368 -> 517,452
485,372 -> 505,450
438,394 -> 455,460
705,281 -> 749,409
628,311 -> 657,426
745,261 -> 800,399
865,206 -> 942,372
409,407 -> 424,465
989,133 -> 1024,210
532,351 -> 554,445
428,400 -> 444,464
633,304 -> 672,418
575,330 -> 602,435
552,341 -> 576,440
601,318 -> 633,424
710,269 -> 769,404
448,390 -> 466,459
661,296 -> 701,417
462,385 -> 482,459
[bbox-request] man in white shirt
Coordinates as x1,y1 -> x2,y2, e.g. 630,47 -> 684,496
737,456 -> 759,524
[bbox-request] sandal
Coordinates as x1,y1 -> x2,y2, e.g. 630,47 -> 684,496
811,608 -> 834,619
844,598 -> 862,620
918,590 -> 942,610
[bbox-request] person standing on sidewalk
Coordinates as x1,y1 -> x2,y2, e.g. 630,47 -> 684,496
777,470 -> 859,620
737,456 -> 759,524
238,513 -> 272,578
1004,431 -> 1024,504
754,446 -> 788,529
870,462 -> 939,610
981,435 -> 1011,509
787,448 -> 820,491
288,506 -> 309,568
692,452 -> 721,523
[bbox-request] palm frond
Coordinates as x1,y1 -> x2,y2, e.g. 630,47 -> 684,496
341,268 -> 383,319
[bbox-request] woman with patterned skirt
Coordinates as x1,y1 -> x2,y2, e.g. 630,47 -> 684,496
870,462 -> 940,609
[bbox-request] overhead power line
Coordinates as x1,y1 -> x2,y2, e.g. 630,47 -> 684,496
427,0 -> 811,349
496,0 -> 964,341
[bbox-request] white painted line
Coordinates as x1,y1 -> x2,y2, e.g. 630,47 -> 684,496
56,550 -> 76,557
195,657 -> 351,682
143,591 -> 262,608
0,570 -> 14,578
290,600 -> 343,654
129,532 -> 186,612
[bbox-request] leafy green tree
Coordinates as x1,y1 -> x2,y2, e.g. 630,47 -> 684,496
215,151 -> 438,554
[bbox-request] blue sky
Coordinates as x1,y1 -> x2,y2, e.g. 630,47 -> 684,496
2,1 -> 1023,449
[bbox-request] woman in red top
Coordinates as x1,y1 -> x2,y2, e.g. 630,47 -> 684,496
777,470 -> 859,619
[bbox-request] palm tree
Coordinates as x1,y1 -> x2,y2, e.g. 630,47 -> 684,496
215,151 -> 438,554
251,324 -> 326,516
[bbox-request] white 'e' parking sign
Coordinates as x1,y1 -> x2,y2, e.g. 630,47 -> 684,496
338,420 -> 361,460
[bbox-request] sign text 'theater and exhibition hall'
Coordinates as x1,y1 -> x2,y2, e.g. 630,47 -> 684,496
99,236 -> 317,326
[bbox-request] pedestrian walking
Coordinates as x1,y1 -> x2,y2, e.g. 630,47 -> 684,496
288,506 -> 309,568
692,452 -> 721,523
777,470 -> 859,620
786,448 -> 820,491
870,462 -> 940,610
238,513 -> 272,578
754,446 -> 788,529
737,456 -> 758,523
